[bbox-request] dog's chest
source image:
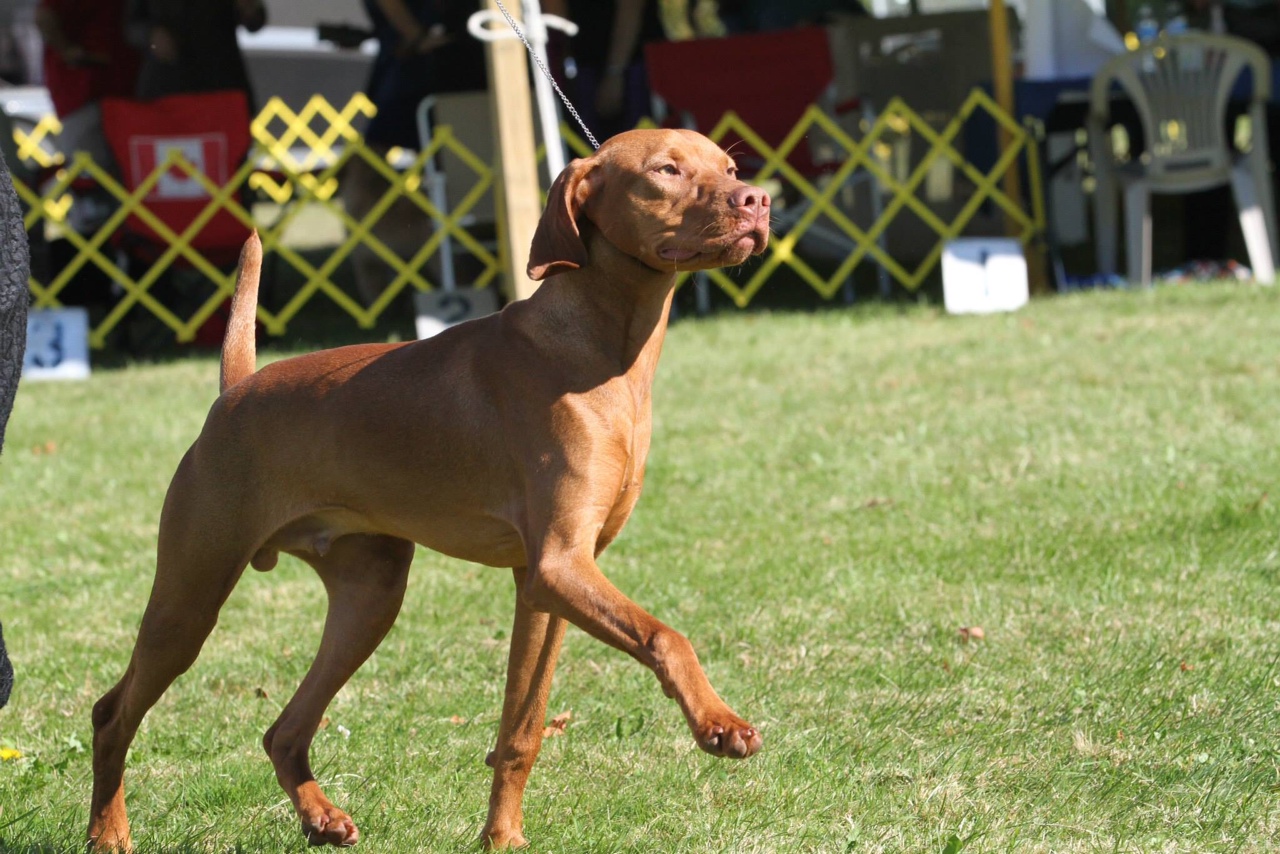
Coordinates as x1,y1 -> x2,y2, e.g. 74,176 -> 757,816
595,404 -> 652,552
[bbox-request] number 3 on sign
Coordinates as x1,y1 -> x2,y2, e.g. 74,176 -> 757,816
24,307 -> 91,380
414,287 -> 498,339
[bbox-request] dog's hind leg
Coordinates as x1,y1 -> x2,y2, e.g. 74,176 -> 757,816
88,507 -> 250,851
263,533 -> 413,848
480,567 -> 568,850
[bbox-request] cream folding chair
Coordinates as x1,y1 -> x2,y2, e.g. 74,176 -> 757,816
415,92 -> 497,293
1089,32 -> 1277,286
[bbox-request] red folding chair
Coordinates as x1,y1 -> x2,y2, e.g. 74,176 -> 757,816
101,89 -> 252,259
645,27 -> 836,174
100,89 -> 254,345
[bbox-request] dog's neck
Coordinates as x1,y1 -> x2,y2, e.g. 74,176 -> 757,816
522,226 -> 676,386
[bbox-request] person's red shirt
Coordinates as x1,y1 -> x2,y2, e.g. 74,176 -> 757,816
41,0 -> 140,117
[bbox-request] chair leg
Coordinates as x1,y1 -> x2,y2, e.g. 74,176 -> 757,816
1123,181 -> 1152,287
424,172 -> 458,292
1258,174 -> 1280,272
1246,120 -> 1279,266
1231,164 -> 1277,284
1093,166 -> 1120,277
695,273 -> 711,315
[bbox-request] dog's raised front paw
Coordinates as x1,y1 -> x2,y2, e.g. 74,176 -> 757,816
300,804 -> 360,847
696,715 -> 762,759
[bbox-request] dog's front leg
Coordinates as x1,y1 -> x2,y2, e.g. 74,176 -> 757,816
482,567 -> 568,850
523,549 -> 761,760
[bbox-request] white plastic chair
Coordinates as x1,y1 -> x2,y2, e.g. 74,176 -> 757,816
1089,32 -> 1278,286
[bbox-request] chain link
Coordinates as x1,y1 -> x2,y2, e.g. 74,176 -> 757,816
492,0 -> 600,151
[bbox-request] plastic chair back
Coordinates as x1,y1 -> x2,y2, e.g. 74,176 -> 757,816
1090,33 -> 1270,182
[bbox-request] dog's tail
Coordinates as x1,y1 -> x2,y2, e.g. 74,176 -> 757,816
220,231 -> 262,393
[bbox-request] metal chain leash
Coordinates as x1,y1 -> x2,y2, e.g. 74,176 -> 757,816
491,0 -> 600,150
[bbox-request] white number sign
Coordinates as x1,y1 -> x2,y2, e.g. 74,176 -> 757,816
941,238 -> 1030,315
414,287 -> 499,339
23,307 -> 91,380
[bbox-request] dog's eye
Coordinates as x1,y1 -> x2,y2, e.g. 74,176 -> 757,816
726,165 -> 738,178
657,164 -> 680,176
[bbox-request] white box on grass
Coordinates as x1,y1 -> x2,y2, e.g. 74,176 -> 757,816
942,238 -> 1029,315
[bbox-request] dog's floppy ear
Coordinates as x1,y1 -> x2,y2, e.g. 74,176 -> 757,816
528,158 -> 594,281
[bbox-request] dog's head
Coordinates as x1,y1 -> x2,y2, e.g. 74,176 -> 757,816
528,129 -> 771,280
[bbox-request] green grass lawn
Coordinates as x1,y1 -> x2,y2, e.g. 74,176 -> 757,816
2,284 -> 1279,852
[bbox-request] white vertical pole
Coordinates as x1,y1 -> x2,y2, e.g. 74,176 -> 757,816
520,0 -> 569,181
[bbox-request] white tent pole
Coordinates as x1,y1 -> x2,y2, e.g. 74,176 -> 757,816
521,0 -> 570,180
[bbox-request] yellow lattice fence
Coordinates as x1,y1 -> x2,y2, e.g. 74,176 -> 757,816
16,93 -> 500,348
15,90 -> 1041,347
679,88 -> 1046,306
15,113 -> 64,171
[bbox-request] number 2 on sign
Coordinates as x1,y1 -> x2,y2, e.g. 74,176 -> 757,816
435,292 -> 473,324
414,287 -> 499,340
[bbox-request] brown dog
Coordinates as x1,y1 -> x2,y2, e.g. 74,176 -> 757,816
87,128 -> 770,851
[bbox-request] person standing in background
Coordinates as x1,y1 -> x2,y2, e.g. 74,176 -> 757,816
35,0 -> 139,170
360,0 -> 486,152
343,0 -> 486,306
126,0 -> 266,104
545,0 -> 666,142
